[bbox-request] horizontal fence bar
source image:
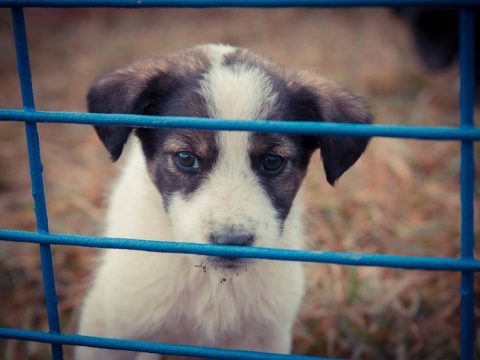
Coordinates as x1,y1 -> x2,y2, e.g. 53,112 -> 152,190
0,328 -> 335,360
1,229 -> 479,271
0,0 -> 479,7
1,109 -> 480,140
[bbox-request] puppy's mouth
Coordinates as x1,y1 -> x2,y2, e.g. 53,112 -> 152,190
206,256 -> 251,270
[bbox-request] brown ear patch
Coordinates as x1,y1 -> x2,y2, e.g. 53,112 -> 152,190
292,71 -> 372,125
88,48 -> 211,115
288,71 -> 373,185
88,48 -> 211,161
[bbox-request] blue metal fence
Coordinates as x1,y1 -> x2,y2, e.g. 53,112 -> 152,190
0,1 -> 477,359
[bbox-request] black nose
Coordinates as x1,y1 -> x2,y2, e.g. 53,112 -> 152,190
209,233 -> 254,246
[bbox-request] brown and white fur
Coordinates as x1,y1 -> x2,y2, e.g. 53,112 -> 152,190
75,44 -> 372,360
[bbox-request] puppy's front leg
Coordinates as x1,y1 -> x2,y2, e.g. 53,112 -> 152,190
223,326 -> 292,355
259,327 -> 292,354
75,274 -> 163,360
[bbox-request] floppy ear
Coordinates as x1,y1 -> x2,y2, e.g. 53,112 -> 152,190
289,71 -> 373,186
87,58 -> 176,161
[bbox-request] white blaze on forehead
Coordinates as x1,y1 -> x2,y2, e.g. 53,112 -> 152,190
201,63 -> 278,120
182,53 -> 282,234
217,132 -> 251,175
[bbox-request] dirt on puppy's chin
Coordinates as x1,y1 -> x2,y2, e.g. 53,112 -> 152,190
194,258 -> 251,280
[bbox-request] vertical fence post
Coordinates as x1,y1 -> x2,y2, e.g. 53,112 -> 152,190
459,7 -> 476,360
11,7 -> 64,360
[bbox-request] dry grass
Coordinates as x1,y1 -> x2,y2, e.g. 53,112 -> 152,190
0,7 -> 479,360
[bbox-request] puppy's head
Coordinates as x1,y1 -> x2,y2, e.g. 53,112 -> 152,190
88,44 -> 372,269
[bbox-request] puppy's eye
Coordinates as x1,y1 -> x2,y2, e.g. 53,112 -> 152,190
261,154 -> 285,174
174,151 -> 200,171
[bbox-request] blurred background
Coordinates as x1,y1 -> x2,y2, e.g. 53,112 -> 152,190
0,6 -> 479,360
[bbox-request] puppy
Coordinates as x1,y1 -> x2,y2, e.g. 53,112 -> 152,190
76,44 -> 372,360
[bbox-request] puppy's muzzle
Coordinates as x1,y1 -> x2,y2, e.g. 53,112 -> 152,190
208,233 -> 254,269
210,233 -> 254,247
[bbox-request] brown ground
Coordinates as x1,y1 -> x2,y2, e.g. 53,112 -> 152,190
0,7 -> 479,360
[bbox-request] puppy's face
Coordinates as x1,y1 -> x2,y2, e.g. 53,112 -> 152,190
88,44 -> 372,269
136,128 -> 312,268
